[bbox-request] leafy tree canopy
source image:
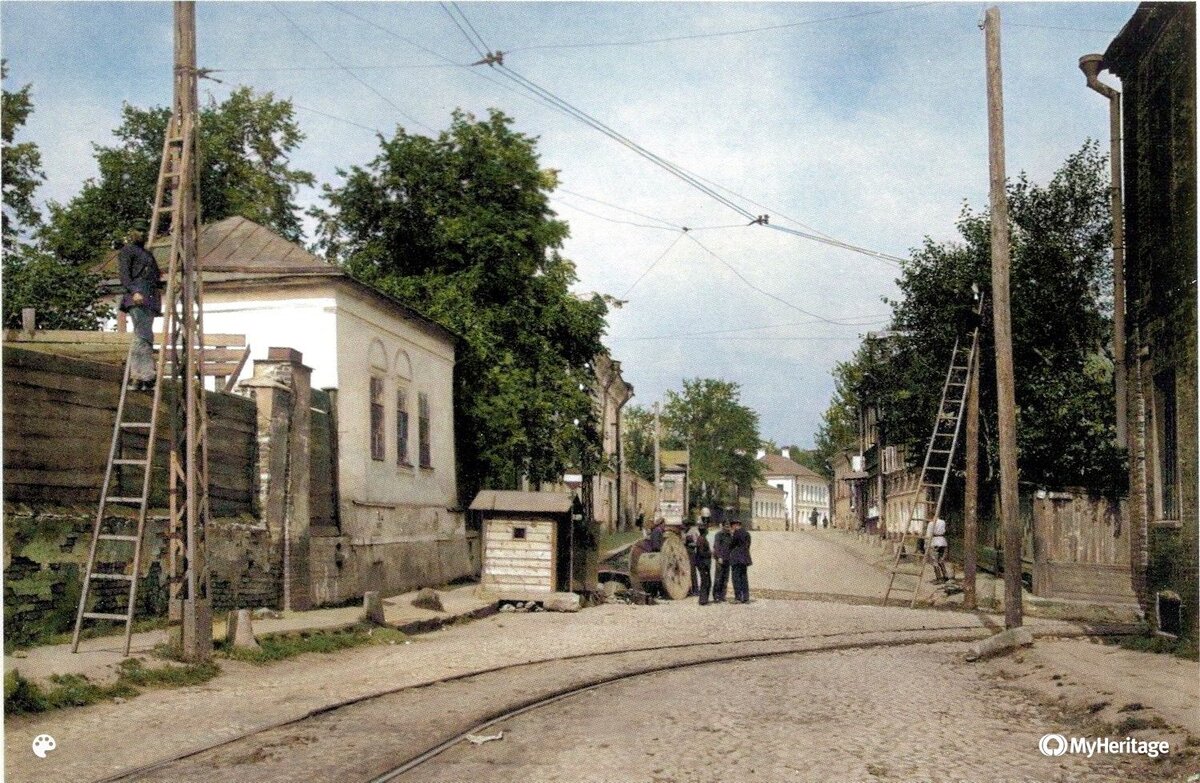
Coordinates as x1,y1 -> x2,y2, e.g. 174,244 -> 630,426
661,378 -> 762,509
818,141 -> 1124,491
313,109 -> 608,500
622,404 -> 657,483
2,60 -> 45,248
40,86 -> 315,265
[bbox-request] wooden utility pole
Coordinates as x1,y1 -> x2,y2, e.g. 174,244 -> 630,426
984,6 -> 1022,629
157,1 -> 211,660
653,402 -> 661,508
962,344 -> 980,610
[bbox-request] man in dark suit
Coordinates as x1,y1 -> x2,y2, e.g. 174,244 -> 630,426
728,519 -> 752,603
692,521 -> 712,605
711,520 -> 732,602
117,230 -> 163,390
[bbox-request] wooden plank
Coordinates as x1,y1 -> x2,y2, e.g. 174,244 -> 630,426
485,548 -> 552,560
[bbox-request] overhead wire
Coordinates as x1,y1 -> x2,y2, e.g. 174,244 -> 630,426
274,5 -> 436,134
621,232 -> 687,298
551,199 -> 679,232
440,2 -> 487,60
504,3 -> 937,52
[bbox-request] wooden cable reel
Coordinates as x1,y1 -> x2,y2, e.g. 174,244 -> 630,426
633,532 -> 691,600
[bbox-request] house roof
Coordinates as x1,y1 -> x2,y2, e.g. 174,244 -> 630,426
752,482 -> 786,496
1103,3 -> 1191,77
469,490 -> 574,514
759,452 -> 823,480
660,449 -> 689,471
95,216 -> 458,344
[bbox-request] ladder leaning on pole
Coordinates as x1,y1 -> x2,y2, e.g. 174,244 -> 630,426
883,301 -> 982,608
71,106 -> 194,656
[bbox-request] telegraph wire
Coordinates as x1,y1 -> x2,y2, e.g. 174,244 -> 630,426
685,233 -> 848,325
557,188 -> 682,229
331,1 -> 912,266
452,1 -> 492,56
766,224 -> 906,267
440,2 -> 487,60
505,3 -> 937,52
622,232 -> 687,298
552,199 -> 680,232
274,5 -> 436,134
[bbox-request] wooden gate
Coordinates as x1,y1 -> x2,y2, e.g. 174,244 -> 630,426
1031,489 -> 1137,604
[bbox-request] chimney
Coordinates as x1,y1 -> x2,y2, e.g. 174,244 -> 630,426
781,448 -> 789,459
755,448 -> 766,460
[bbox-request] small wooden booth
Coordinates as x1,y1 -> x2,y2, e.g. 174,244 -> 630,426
471,490 -> 598,600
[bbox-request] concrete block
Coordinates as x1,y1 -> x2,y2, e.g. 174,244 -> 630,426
227,609 -> 259,650
544,592 -> 582,612
965,627 -> 1035,662
364,590 -> 385,625
411,587 -> 444,612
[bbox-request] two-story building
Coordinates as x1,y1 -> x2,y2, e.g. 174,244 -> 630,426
757,449 -> 829,530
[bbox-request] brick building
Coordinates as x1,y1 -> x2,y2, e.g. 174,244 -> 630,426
1101,2 -> 1198,643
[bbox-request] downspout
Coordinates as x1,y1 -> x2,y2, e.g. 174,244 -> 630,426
1079,54 -> 1127,444
615,388 -> 631,530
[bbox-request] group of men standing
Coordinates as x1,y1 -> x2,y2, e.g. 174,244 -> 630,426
686,518 -> 751,604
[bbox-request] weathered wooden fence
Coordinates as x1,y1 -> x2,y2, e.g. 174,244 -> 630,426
3,346 -> 256,515
1031,489 -> 1137,604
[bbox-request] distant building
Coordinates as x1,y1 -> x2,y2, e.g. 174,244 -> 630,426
832,449 -> 868,531
1102,2 -> 1197,642
658,449 -> 690,525
757,449 -> 829,530
750,483 -> 788,531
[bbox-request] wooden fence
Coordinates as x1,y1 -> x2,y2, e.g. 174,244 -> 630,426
1031,489 -> 1137,604
3,346 -> 256,515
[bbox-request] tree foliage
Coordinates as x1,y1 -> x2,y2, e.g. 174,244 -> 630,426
661,378 -> 762,509
40,87 -> 315,265
2,60 -> 45,248
818,141 -> 1124,490
622,404 -> 657,483
1,62 -> 111,330
313,110 -> 608,500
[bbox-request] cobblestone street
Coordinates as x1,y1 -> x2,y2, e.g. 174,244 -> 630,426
5,531 -> 1196,783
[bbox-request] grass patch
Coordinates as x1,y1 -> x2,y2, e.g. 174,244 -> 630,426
217,623 -> 409,665
1111,714 -> 1170,734
4,657 -> 221,717
1112,632 -> 1198,661
5,670 -> 137,716
599,529 -> 643,555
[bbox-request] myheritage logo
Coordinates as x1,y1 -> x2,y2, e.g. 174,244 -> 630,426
1039,733 -> 1170,759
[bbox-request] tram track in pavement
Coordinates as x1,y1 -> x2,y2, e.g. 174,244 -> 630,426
95,619 -> 1127,783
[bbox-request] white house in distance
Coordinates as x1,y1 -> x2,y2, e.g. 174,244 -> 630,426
122,216 -> 471,602
758,449 -> 830,529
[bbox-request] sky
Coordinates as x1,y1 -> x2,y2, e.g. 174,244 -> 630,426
0,1 -> 1138,447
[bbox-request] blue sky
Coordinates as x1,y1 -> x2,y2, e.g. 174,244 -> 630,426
1,2 -> 1137,447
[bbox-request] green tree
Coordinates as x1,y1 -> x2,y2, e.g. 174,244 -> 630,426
2,60 -> 45,248
40,86 -> 315,265
313,109 -> 608,500
2,62 -> 111,330
622,404 -> 656,483
820,141 -> 1124,490
662,378 -> 762,509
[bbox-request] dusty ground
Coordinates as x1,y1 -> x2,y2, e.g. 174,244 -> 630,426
5,531 -> 1194,783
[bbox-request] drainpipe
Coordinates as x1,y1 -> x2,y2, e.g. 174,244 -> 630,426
1079,53 -> 1127,445
615,387 -> 631,530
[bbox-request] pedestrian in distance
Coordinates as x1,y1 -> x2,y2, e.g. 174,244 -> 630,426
926,516 -> 949,583
692,520 -> 712,605
712,519 -> 732,602
728,519 -> 752,603
118,229 -> 163,391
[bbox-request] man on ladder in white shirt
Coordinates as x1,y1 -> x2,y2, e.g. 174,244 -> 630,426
925,517 -> 950,584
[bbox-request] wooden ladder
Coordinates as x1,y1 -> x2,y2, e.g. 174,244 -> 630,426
71,117 -> 191,656
883,306 -> 982,608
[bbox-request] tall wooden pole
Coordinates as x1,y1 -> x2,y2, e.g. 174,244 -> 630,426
984,6 -> 1022,629
653,402 -> 661,512
962,344 -> 980,610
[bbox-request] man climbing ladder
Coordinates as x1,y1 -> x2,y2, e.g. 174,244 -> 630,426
117,230 -> 163,391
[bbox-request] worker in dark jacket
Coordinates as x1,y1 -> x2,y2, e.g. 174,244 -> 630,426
711,520 -> 732,602
728,519 -> 753,603
692,521 -> 712,605
118,230 -> 163,390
